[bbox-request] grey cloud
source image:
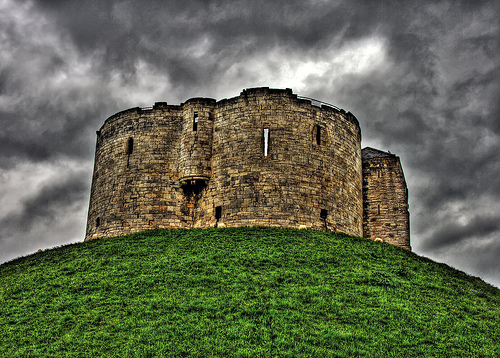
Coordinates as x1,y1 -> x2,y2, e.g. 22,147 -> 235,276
421,215 -> 500,251
0,69 -> 10,94
429,236 -> 500,288
34,0 -> 390,84
473,242 -> 500,277
0,172 -> 89,241
0,102 -> 105,168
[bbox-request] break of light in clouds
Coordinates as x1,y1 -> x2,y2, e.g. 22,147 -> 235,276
1,0 -> 499,288
217,36 -> 390,97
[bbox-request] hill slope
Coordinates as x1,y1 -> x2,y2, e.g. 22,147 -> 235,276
1,227 -> 499,357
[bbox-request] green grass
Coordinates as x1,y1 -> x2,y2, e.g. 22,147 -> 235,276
1,227 -> 499,357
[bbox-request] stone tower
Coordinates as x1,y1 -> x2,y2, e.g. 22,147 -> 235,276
85,87 -> 410,250
362,147 -> 411,250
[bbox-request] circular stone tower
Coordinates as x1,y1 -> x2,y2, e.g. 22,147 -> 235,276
85,88 -> 363,241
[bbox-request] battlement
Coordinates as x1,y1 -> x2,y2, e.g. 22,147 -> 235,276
86,88 -> 410,250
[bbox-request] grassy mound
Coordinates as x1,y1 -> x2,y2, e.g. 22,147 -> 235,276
1,227 -> 499,357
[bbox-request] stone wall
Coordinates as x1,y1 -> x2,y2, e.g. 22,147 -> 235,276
209,88 -> 362,234
88,103 -> 186,239
362,148 -> 411,250
85,88 -> 364,241
86,87 -> 409,250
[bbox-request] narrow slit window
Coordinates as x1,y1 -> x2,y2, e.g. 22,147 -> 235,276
215,206 -> 222,221
320,209 -> 328,220
263,128 -> 269,157
193,112 -> 199,131
316,125 -> 321,145
96,217 -> 101,227
127,137 -> 134,155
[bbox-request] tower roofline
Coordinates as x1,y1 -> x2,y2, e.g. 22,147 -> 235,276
362,147 -> 396,159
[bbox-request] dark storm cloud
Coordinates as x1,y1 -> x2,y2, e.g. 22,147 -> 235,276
0,173 -> 88,234
422,215 -> 500,251
0,165 -> 91,263
33,0 -> 390,87
0,1 -> 117,168
0,100 -> 106,168
1,0 -> 499,286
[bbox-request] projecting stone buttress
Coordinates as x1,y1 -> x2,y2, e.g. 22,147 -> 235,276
85,87 -> 410,250
362,147 -> 411,250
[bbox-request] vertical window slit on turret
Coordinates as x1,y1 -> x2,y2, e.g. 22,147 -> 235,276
215,206 -> 222,221
193,112 -> 199,131
263,127 -> 269,156
127,137 -> 134,155
316,125 -> 321,145
126,137 -> 133,168
96,217 -> 101,227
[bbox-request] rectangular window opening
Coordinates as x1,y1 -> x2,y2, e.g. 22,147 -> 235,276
193,112 -> 199,131
215,206 -> 222,221
316,125 -> 321,145
127,137 -> 134,155
263,128 -> 269,157
320,209 -> 328,220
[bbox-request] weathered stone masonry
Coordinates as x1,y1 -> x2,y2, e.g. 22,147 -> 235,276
362,148 -> 411,250
85,87 -> 410,250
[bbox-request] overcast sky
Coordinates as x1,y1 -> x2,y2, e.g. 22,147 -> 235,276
1,0 -> 499,287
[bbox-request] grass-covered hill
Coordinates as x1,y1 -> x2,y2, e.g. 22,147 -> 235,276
1,227 -> 499,357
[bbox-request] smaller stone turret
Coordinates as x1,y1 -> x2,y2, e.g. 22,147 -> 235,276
179,98 -> 216,183
362,147 -> 411,250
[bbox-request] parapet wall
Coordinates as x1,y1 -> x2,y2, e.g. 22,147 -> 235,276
85,88 -> 364,241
